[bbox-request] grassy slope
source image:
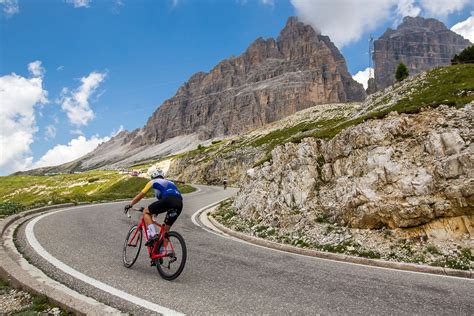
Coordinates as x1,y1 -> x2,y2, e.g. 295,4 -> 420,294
305,64 -> 474,141
0,171 -> 196,215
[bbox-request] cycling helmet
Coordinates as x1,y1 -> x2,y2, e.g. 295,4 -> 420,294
150,169 -> 165,179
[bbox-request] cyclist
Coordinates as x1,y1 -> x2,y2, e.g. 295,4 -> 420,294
124,169 -> 183,251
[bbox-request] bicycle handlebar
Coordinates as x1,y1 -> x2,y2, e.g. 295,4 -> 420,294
125,206 -> 144,218
132,206 -> 144,212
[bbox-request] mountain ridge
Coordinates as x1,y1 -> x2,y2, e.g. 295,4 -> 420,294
127,16 -> 365,147
374,16 -> 471,90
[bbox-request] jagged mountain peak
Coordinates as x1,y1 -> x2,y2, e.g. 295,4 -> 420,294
398,16 -> 446,30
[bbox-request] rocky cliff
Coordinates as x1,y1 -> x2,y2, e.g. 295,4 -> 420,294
374,16 -> 471,90
235,103 -> 473,230
203,64 -> 474,269
231,64 -> 474,231
124,16 -> 366,146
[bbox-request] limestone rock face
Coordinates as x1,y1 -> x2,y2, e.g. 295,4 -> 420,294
374,16 -> 471,90
234,104 -> 474,229
127,16 -> 366,147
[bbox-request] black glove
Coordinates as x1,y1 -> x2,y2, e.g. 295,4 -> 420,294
124,204 -> 132,213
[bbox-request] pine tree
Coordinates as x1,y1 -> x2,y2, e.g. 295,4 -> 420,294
451,45 -> 474,64
395,62 -> 409,82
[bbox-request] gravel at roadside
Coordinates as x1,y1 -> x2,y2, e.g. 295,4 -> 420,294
213,200 -> 474,271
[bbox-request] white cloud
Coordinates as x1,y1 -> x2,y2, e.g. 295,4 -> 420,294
420,0 -> 470,18
0,65 -> 48,175
352,67 -> 373,89
33,135 -> 109,169
0,0 -> 19,16
290,0 -> 397,47
397,0 -> 421,18
71,128 -> 84,136
290,0 -> 473,47
111,125 -> 124,137
44,125 -> 57,140
260,0 -> 274,5
57,65 -> 65,71
60,71 -> 106,126
28,60 -> 45,78
451,14 -> 474,42
66,0 -> 91,8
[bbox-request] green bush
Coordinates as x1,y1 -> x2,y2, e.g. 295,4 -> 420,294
451,45 -> 474,64
0,201 -> 25,216
395,62 -> 409,82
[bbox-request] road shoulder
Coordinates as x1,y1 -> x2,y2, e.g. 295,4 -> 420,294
196,205 -> 473,279
0,204 -> 124,315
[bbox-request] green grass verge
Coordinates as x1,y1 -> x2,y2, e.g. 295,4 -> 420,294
0,171 -> 196,214
249,118 -> 344,149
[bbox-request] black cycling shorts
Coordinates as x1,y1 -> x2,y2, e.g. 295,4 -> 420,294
148,196 -> 183,226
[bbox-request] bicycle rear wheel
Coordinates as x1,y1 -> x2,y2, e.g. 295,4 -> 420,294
156,231 -> 187,281
123,225 -> 142,268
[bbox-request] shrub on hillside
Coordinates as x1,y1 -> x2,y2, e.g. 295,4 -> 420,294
451,45 -> 474,64
395,62 -> 409,82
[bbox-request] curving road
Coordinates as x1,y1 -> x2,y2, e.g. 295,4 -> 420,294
16,185 -> 474,314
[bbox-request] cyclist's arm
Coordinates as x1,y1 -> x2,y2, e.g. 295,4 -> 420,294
130,180 -> 153,206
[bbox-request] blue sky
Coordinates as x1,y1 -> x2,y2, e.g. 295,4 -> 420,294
0,0 -> 473,175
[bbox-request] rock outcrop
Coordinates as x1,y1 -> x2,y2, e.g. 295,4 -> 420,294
374,16 -> 471,90
234,103 -> 473,230
126,16 -> 365,146
167,102 -> 362,184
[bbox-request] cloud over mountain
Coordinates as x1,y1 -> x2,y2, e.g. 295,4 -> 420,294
451,14 -> 474,42
59,71 -> 106,127
290,0 -> 472,47
33,135 -> 110,169
0,62 -> 48,174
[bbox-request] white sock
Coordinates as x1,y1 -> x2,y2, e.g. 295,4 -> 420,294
147,224 -> 156,238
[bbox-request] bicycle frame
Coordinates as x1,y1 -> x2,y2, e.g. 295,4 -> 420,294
127,208 -> 176,260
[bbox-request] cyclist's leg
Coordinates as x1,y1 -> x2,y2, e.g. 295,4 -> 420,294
160,198 -> 183,255
143,207 -> 153,231
146,200 -> 167,239
163,197 -> 183,232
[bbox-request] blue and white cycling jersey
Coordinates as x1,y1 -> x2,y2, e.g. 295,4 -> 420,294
141,178 -> 182,200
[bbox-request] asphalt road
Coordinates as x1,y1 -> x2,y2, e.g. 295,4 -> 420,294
17,185 -> 474,314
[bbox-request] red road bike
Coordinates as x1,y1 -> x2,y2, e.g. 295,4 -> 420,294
123,207 -> 187,280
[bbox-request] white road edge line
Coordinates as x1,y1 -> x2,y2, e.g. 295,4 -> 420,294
190,198 -> 229,227
5,219 -> 122,315
192,204 -> 473,281
25,206 -> 185,316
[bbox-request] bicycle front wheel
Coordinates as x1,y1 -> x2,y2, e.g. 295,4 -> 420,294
123,225 -> 142,268
156,231 -> 187,281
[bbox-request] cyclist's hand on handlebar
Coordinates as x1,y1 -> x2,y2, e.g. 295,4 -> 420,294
124,204 -> 132,213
